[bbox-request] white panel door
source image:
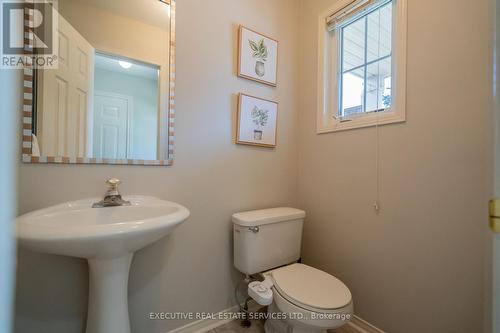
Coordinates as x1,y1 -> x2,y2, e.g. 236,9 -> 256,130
93,92 -> 131,159
40,12 -> 94,158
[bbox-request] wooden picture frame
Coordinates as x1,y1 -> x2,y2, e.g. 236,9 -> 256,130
237,26 -> 278,87
236,93 -> 278,148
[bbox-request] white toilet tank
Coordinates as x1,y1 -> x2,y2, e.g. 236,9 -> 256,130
232,207 -> 306,275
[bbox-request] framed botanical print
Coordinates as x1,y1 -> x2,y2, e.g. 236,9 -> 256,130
236,94 -> 278,148
238,26 -> 278,87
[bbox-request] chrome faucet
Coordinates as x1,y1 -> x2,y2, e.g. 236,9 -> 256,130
92,178 -> 131,208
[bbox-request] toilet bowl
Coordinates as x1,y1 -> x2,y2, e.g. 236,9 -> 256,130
264,263 -> 353,333
232,207 -> 353,333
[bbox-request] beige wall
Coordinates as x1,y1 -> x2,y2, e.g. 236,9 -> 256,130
14,0 -> 299,332
297,0 -> 493,333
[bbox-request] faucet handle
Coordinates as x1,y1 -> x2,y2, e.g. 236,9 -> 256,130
106,178 -> 121,190
93,178 -> 130,208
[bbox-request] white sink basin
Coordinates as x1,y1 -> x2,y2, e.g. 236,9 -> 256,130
16,195 -> 190,333
17,195 -> 189,258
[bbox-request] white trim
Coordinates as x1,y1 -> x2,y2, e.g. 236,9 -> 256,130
493,1 -> 500,331
0,53 -> 19,333
164,304 -> 385,333
317,0 -> 407,133
166,301 -> 263,333
165,305 -> 239,333
494,235 -> 500,333
347,315 -> 387,333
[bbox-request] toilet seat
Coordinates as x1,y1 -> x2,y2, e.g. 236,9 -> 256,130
271,263 -> 352,312
270,286 -> 353,331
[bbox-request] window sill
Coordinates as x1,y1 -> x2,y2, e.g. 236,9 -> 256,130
317,110 -> 405,133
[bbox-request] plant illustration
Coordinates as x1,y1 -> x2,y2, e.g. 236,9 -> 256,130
249,39 -> 268,62
249,38 -> 268,77
251,106 -> 269,128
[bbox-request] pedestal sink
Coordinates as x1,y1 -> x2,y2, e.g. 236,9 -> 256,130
16,195 -> 190,333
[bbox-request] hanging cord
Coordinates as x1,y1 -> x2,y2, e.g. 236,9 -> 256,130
374,111 -> 380,213
373,8 -> 383,214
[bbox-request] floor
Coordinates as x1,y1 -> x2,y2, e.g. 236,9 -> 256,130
209,317 -> 356,333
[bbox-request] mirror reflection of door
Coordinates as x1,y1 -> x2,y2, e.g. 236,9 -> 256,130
93,92 -> 131,159
37,14 -> 95,158
32,0 -> 170,163
93,53 -> 159,160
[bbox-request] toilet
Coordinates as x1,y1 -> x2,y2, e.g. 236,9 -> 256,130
232,207 -> 353,333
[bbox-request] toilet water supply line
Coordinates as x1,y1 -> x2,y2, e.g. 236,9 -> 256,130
234,277 -> 254,327
235,275 -> 258,317
234,276 -> 253,313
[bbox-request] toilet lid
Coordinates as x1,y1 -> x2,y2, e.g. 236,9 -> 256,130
271,263 -> 352,310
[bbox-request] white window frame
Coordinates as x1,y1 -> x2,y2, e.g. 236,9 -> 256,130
317,0 -> 407,133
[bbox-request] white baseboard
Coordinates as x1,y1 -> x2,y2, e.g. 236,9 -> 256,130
166,301 -> 262,333
346,315 -> 386,333
166,305 -> 385,333
166,305 -> 238,333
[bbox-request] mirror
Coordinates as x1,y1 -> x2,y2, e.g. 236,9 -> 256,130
22,0 -> 175,165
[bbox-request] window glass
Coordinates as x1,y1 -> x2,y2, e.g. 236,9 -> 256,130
367,3 -> 392,62
340,1 -> 393,117
342,18 -> 366,72
342,68 -> 365,116
366,56 -> 391,112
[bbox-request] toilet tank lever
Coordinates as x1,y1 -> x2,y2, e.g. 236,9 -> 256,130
248,226 -> 259,233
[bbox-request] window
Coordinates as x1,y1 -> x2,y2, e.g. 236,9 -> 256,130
317,0 -> 407,132
340,1 -> 392,116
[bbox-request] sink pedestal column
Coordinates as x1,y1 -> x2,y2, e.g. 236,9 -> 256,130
86,253 -> 133,333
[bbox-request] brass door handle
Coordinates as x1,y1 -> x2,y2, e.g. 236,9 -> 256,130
489,198 -> 500,233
